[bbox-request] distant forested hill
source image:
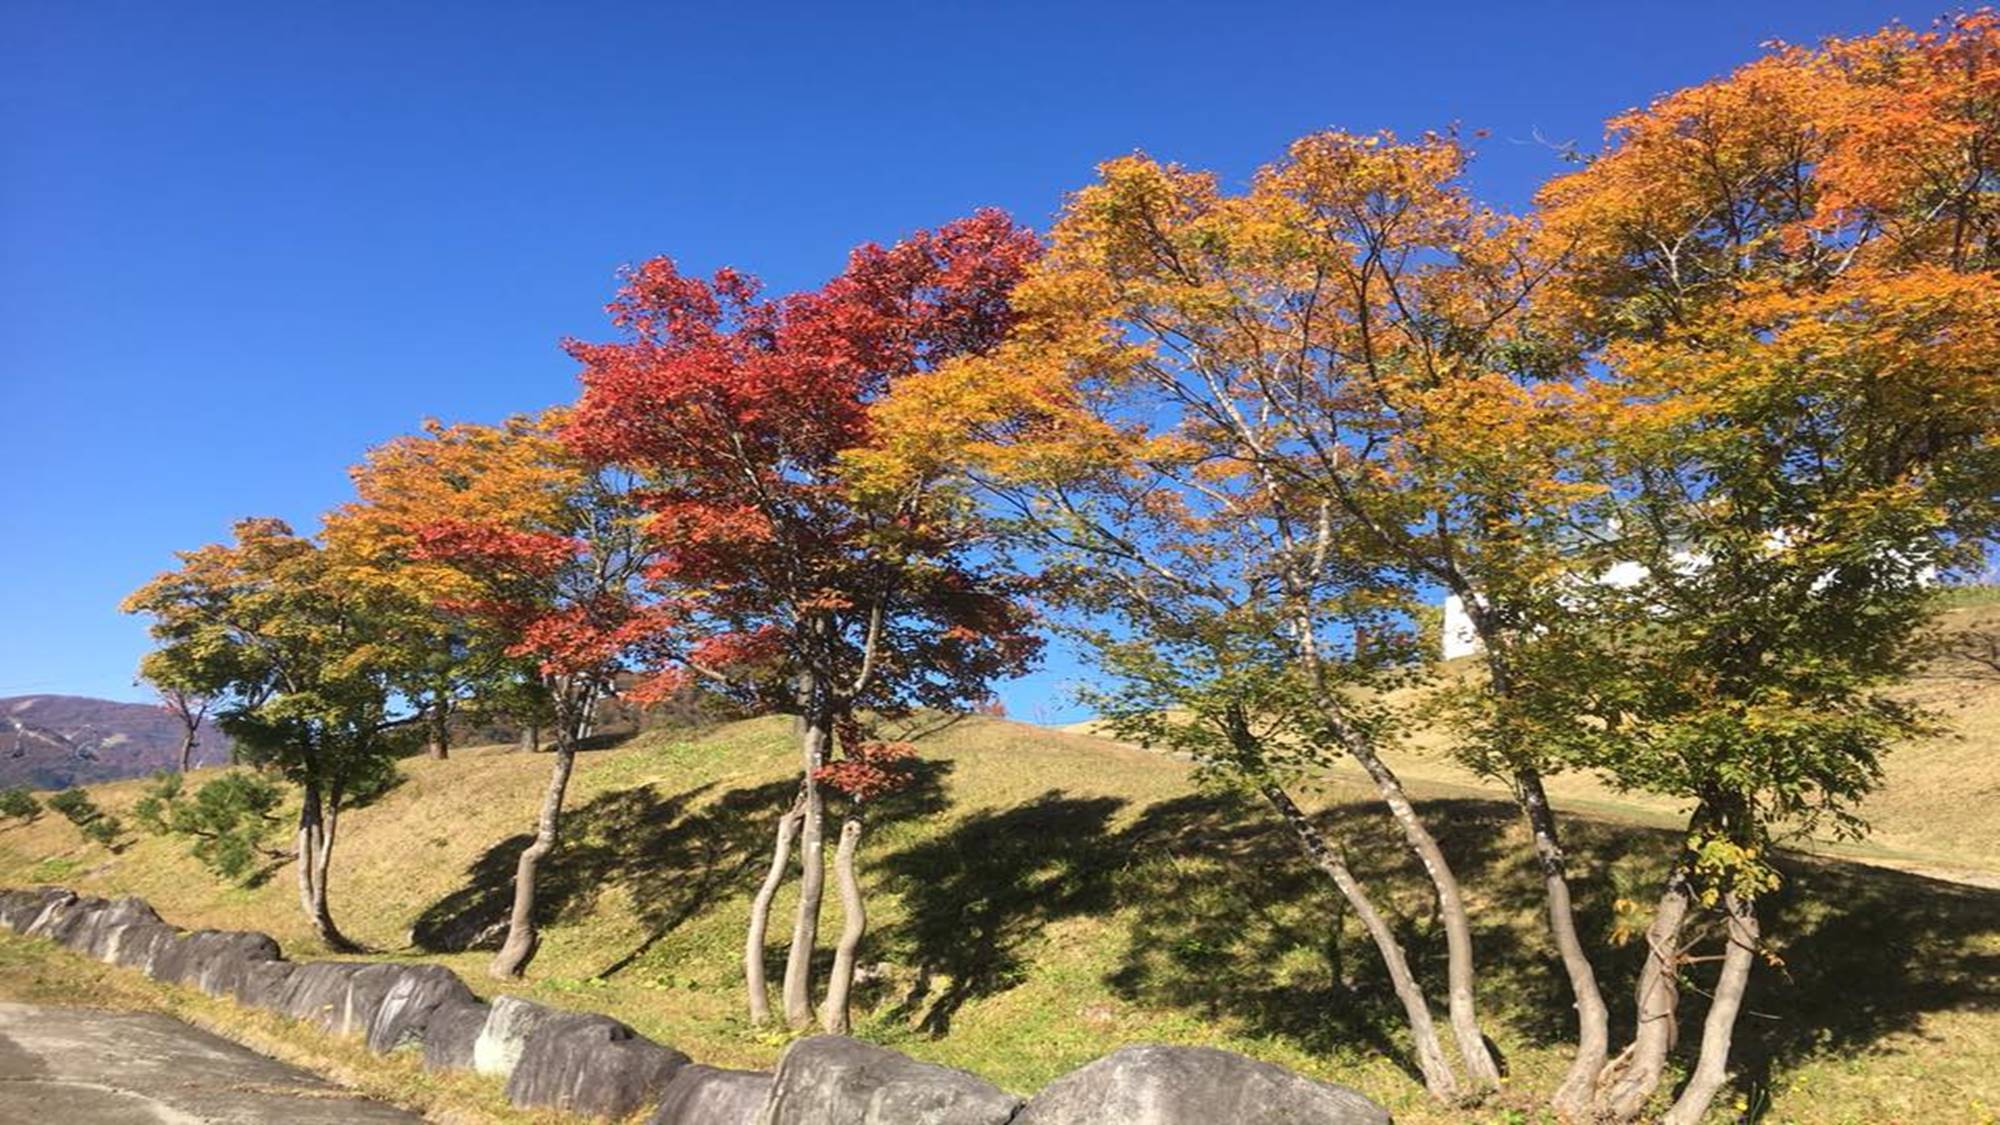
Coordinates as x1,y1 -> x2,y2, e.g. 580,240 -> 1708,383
0,695 -> 225,789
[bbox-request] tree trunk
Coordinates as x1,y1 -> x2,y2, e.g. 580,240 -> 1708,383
746,798 -> 805,1025
781,708 -> 831,1028
819,814 -> 866,1034
519,724 -> 540,753
1598,866 -> 1694,1120
295,785 -> 321,926
296,783 -> 355,952
1258,781 -> 1462,1103
1516,766 -> 1611,1119
178,728 -> 197,773
1661,894 -> 1759,1125
490,741 -> 577,979
426,701 -> 450,761
1320,702 -> 1500,1089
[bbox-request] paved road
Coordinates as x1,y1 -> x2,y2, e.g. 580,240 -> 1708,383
0,1002 -> 421,1123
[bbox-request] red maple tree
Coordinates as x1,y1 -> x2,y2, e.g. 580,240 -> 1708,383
563,208 -> 1043,1031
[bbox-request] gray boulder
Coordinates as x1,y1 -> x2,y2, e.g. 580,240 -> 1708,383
270,961 -> 373,1025
762,1036 -> 1021,1125
504,1011 -> 689,1118
420,999 -> 492,1072
1012,1044 -> 1391,1125
150,930 -> 283,998
650,1064 -> 772,1125
333,963 -> 422,1038
472,995 -> 567,1079
48,897 -> 111,948
0,889 -> 36,930
365,964 -> 480,1053
232,958 -> 298,1009
75,897 -> 164,961
23,891 -> 90,941
105,921 -> 180,973
0,888 -> 68,931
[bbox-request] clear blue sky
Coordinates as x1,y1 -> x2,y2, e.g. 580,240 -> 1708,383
1,0 -> 1932,722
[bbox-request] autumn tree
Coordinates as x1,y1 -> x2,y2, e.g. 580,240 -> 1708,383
1527,14 -> 2000,1120
1029,473 -> 1470,1099
359,412 -> 661,979
565,209 -> 1042,1031
122,518 -> 414,950
1125,130 -> 1611,1111
865,150 -> 1522,1097
324,415 -> 583,761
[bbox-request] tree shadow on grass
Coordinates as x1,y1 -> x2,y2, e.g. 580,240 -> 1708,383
411,732 -> 2000,1110
599,760 -> 951,982
408,782 -> 720,953
1105,790 -> 1419,1079
872,772 -> 2000,1107
409,763 -> 955,976
1731,858 -> 2000,1118
879,789 -> 1128,1037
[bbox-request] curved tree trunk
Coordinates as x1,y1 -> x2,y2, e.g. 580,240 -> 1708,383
819,814 -> 866,1034
746,798 -> 805,1025
1319,701 -> 1500,1090
490,740 -> 577,979
1516,766 -> 1611,1119
781,708 -> 831,1027
1661,893 -> 1759,1125
1598,866 -> 1694,1120
1258,781 -> 1462,1103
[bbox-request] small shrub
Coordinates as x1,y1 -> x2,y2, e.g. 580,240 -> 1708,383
0,786 -> 39,824
45,787 -> 125,849
134,769 -> 285,884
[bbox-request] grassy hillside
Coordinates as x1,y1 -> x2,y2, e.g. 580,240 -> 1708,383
4,609 -> 1997,1122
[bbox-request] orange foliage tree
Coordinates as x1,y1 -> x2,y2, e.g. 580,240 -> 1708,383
1530,14 -> 2000,1121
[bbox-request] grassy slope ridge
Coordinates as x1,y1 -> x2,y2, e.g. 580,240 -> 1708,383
1,611 -> 1995,1123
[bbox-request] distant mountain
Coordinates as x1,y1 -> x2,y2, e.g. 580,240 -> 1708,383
0,695 -> 227,790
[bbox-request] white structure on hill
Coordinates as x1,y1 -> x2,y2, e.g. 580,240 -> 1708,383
1441,558 -> 1658,662
1440,541 -> 1934,662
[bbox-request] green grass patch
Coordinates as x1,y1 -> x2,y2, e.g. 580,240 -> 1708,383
26,856 -> 82,883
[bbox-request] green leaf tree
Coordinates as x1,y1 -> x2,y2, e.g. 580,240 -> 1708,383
133,769 -> 288,884
122,517 -> 414,951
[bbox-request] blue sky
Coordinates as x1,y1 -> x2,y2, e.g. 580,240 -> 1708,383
1,0 -> 1933,722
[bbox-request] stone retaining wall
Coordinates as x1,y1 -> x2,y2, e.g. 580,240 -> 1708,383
0,886 -> 1391,1124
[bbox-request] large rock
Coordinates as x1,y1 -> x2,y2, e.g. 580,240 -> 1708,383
22,891 -> 91,941
270,961 -> 373,1025
761,1036 -> 1021,1125
1012,1044 -> 1391,1125
150,930 -> 283,998
0,887 -> 69,931
504,1011 -> 689,1118
334,963 -> 422,1038
420,999 -> 492,1072
472,995 -> 567,1079
105,921 -> 181,973
649,1064 -> 772,1125
365,964 -> 479,1053
74,897 -> 164,961
233,958 -> 299,1009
